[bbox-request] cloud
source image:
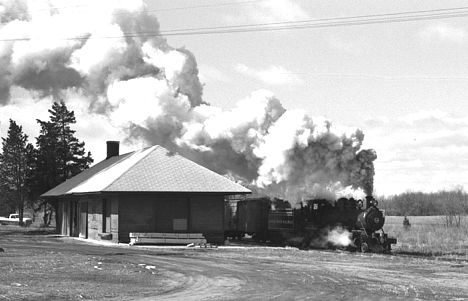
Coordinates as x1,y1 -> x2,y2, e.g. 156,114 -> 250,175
362,110 -> 468,195
198,64 -> 230,84
0,0 -> 377,201
0,89 -> 130,161
235,63 -> 303,85
0,89 -> 50,140
420,23 -> 466,43
226,0 -> 308,23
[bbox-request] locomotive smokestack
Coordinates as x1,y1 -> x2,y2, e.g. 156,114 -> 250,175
365,195 -> 373,209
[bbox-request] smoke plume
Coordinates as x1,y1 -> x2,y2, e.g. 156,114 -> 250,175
0,0 -> 377,201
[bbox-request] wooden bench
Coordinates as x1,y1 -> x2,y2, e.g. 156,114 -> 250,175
129,232 -> 207,245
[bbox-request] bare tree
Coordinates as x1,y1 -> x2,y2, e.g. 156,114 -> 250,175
440,188 -> 467,228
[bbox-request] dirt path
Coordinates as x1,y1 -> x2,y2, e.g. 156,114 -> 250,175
132,247 -> 467,300
0,228 -> 467,300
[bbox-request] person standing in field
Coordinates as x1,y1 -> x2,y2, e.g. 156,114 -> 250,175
403,216 -> 411,230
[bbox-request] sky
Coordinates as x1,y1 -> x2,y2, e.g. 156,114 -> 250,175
149,0 -> 468,195
1,0 -> 468,196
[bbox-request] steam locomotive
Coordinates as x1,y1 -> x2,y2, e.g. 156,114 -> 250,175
224,196 -> 397,253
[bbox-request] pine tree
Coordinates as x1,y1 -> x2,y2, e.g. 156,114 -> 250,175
48,101 -> 93,181
28,121 -> 58,202
29,100 -> 93,226
0,120 -> 32,225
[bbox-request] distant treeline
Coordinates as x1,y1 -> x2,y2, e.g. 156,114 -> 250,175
379,189 -> 468,217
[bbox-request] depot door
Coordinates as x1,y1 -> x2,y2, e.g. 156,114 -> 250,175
79,201 -> 88,238
69,200 -> 79,237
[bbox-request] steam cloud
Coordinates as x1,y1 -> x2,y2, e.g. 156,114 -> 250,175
0,0 -> 376,200
307,227 -> 353,249
327,227 -> 353,247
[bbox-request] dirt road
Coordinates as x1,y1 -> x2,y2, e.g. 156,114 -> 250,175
133,246 -> 468,300
0,228 -> 466,300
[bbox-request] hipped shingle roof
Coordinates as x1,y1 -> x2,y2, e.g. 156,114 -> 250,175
41,145 -> 251,197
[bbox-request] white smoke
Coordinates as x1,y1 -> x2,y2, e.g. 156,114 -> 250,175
307,226 -> 354,249
327,227 -> 353,247
0,0 -> 377,201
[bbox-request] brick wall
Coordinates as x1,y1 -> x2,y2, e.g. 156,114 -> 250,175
118,195 -> 156,242
190,195 -> 224,243
118,193 -> 225,243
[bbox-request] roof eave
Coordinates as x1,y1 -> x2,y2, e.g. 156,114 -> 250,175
41,190 -> 251,199
40,191 -> 105,199
100,190 -> 251,195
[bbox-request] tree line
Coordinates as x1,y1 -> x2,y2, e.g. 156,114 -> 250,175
0,101 -> 93,226
379,189 -> 468,226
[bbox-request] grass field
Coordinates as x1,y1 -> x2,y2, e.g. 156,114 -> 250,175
384,216 -> 468,259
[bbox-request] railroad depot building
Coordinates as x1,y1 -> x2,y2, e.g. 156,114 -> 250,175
41,142 -> 251,244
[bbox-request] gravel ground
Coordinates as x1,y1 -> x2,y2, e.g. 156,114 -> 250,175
0,226 -> 467,300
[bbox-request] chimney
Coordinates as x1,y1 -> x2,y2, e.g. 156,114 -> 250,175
106,141 -> 120,159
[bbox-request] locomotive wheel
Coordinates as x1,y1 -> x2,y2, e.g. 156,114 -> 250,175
360,242 -> 369,253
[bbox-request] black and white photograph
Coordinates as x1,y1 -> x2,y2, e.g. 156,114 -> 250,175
0,0 -> 467,300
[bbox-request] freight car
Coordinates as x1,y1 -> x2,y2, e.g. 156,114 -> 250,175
225,196 -> 397,253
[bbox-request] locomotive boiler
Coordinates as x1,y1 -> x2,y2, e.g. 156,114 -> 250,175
300,196 -> 396,252
224,195 -> 397,253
